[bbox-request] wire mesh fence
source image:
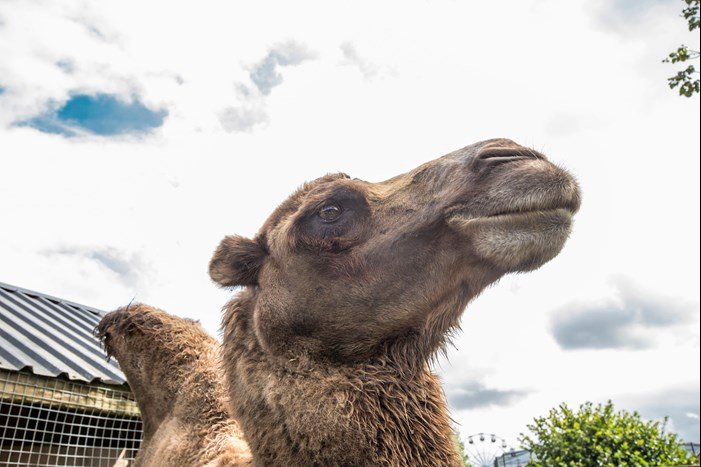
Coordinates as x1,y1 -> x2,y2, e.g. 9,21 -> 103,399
0,368 -> 142,467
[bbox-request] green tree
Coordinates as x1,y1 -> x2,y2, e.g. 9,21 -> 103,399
519,401 -> 699,467
663,0 -> 700,97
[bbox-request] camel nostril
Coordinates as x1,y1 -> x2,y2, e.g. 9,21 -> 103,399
475,146 -> 544,166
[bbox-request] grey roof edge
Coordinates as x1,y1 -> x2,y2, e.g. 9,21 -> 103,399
0,281 -> 107,316
0,280 -> 128,386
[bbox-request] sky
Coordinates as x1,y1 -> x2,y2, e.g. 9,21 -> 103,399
0,0 -> 699,453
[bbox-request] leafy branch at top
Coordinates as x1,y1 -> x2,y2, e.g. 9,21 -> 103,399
663,0 -> 700,97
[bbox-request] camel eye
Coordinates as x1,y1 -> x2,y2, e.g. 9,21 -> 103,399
318,204 -> 343,222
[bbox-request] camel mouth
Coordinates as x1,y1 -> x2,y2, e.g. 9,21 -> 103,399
445,179 -> 581,225
482,207 -> 574,223
446,196 -> 579,221
446,207 -> 575,230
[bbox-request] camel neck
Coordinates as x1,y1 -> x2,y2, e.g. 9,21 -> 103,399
222,299 -> 462,466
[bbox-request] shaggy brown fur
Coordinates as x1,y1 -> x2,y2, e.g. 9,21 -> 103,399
210,138 -> 581,466
95,305 -> 251,467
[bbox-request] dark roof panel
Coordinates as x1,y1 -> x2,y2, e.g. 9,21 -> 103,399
0,281 -> 126,385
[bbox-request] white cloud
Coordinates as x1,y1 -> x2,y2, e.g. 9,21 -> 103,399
41,245 -> 153,289
248,41 -> 316,95
549,278 -> 699,350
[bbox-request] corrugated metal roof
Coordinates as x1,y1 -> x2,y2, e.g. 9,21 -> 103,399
0,281 -> 127,386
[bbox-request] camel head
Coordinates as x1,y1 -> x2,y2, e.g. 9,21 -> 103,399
210,138 -> 580,364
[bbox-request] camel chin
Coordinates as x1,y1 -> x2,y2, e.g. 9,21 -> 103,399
448,207 -> 575,272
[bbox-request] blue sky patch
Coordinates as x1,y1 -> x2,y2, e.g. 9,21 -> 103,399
20,93 -> 167,137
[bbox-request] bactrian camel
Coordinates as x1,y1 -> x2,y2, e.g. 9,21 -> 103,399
96,305 -> 252,466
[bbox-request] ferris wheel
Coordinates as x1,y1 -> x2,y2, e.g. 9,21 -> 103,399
463,432 -> 518,467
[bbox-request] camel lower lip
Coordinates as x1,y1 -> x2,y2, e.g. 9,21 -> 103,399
448,208 -> 574,225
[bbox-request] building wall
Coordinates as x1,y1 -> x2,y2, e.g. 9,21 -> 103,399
1,369 -> 142,467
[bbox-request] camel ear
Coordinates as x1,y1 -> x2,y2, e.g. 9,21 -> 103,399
209,235 -> 267,287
